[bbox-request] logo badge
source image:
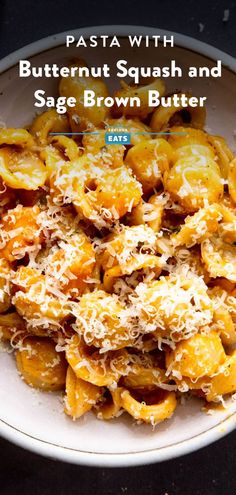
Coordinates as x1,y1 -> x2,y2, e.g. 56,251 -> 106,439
105,127 -> 131,145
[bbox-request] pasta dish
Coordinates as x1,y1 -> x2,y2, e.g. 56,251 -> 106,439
0,59 -> 236,426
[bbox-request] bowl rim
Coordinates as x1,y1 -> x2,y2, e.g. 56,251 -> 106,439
1,410 -> 236,467
0,24 -> 236,467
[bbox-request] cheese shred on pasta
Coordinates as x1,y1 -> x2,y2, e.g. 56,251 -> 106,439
1,60 -> 236,427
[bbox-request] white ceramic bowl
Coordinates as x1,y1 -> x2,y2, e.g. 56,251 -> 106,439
0,25 -> 236,467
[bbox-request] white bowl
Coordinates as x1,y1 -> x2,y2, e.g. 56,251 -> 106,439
1,25 -> 236,467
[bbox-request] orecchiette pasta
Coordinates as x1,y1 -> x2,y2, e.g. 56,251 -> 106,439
125,139 -> 173,193
12,266 -> 71,328
96,387 -> 123,420
65,365 -> 102,419
59,59 -> 110,130
44,232 -> 96,298
171,204 -> 223,248
120,389 -> 177,424
228,157 -> 236,204
210,285 -> 236,346
1,57 -> 236,429
0,204 -> 43,261
134,272 -> 214,341
166,332 -> 226,380
0,146 -> 47,190
201,235 -> 236,282
16,337 -> 67,391
208,135 -> 234,179
72,290 -> 135,350
82,129 -> 125,168
150,93 -> 206,131
113,79 -> 165,119
206,351 -> 236,402
164,154 -> 223,213
0,312 -> 25,341
66,334 -> 128,386
128,195 -> 164,233
0,257 -> 11,313
30,109 -> 70,145
49,153 -> 142,228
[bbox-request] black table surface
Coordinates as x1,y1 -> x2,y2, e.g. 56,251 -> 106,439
0,0 -> 236,493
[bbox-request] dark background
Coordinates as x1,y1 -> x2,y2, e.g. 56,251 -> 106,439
0,0 -> 236,493
0,0 -> 236,59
